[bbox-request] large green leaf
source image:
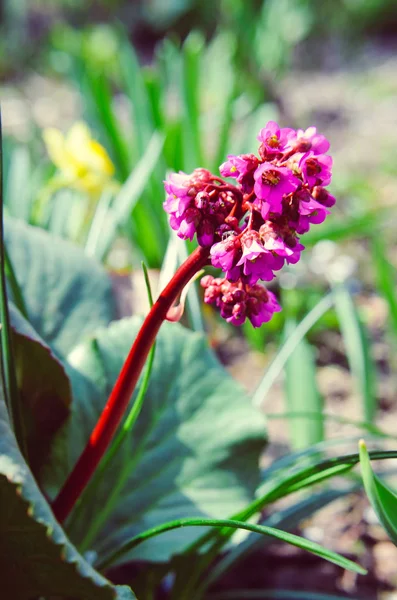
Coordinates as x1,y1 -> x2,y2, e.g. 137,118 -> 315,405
9,302 -> 72,474
4,217 -> 117,356
44,318 -> 267,564
0,386 -> 136,600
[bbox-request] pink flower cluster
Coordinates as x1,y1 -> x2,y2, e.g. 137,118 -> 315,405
163,121 -> 334,327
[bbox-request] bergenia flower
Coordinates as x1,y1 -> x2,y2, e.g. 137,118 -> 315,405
299,152 -> 333,187
257,121 -> 294,156
201,276 -> 281,328
210,236 -> 241,281
220,154 -> 259,193
236,232 -> 276,284
163,169 -> 237,245
163,119 -> 334,328
253,163 -> 300,217
287,126 -> 330,155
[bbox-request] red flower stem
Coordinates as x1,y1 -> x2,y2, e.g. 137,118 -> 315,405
52,246 -> 210,523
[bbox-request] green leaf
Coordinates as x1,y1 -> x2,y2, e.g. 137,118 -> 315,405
4,217 -> 117,356
9,303 -> 71,474
372,236 -> 397,343
181,32 -> 204,170
3,144 -> 33,222
186,441 -> 397,559
201,31 -> 236,171
359,439 -> 397,545
119,38 -> 155,157
252,294 -> 333,408
196,487 -> 355,594
333,285 -> 377,422
44,318 -> 267,564
0,115 -> 27,456
98,516 -> 365,576
90,132 -> 165,263
0,384 -> 136,600
80,66 -> 131,181
284,320 -> 324,449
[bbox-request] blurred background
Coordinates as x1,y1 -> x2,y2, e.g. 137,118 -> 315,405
3,2 -> 397,595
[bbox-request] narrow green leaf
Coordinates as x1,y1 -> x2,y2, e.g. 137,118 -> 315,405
252,294 -> 333,407
181,32 -> 204,170
187,446 -> 397,556
98,517 -> 366,575
284,319 -> 324,449
4,145 -> 32,222
4,244 -> 28,320
119,38 -> 155,156
359,439 -> 397,545
199,488 -> 354,594
90,132 -> 165,262
0,111 -> 27,456
143,66 -> 165,131
80,66 -> 131,181
372,236 -> 397,342
333,285 -> 377,422
84,190 -> 114,256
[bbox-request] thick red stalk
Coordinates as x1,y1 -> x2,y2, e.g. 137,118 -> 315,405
52,246 -> 210,523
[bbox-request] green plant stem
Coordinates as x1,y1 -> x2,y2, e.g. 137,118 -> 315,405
52,245 -> 210,523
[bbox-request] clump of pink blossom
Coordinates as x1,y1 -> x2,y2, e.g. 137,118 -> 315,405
163,121 -> 333,327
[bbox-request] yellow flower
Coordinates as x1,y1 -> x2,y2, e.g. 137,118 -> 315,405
43,122 -> 115,196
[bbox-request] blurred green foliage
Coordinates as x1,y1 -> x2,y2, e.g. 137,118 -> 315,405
2,0 -> 397,79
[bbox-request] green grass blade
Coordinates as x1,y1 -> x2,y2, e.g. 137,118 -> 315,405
371,236 -> 397,342
200,487 -> 354,594
0,112 -> 27,456
187,447 -> 397,557
359,439 -> 397,545
80,66 -> 130,181
97,517 -> 366,575
284,319 -> 324,449
181,32 -> 204,171
119,38 -> 155,156
92,132 -> 165,263
84,190 -> 114,256
143,67 -> 165,131
333,285 -> 377,422
4,245 -> 29,321
4,145 -> 32,221
252,294 -> 333,407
